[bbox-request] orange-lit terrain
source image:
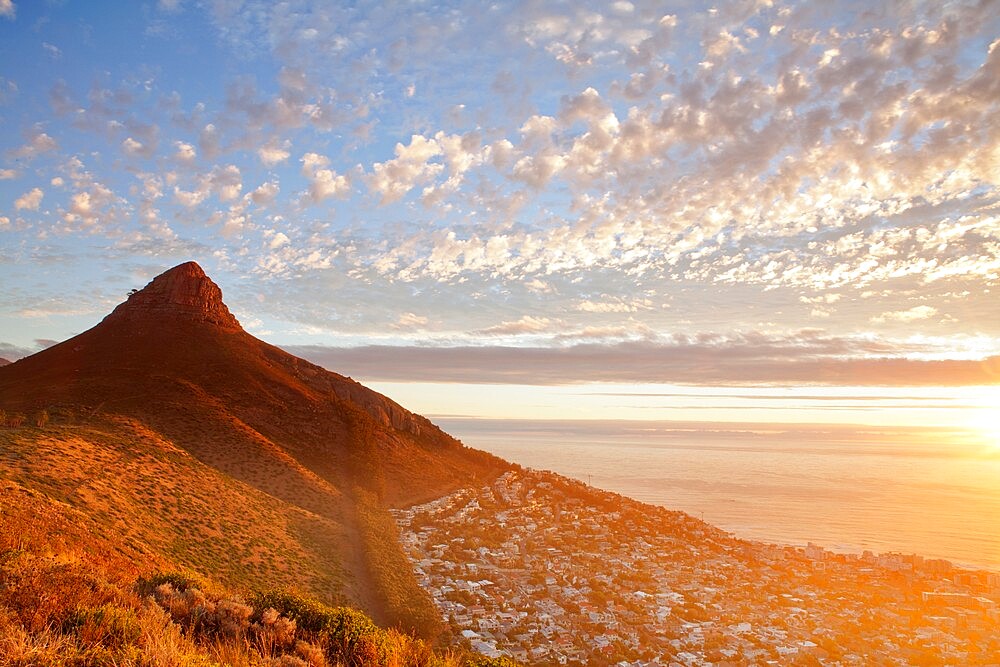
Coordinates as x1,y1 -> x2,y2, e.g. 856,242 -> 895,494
2,262 -> 998,666
0,262 -> 510,665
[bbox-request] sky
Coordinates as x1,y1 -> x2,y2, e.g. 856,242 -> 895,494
1,0 -> 998,432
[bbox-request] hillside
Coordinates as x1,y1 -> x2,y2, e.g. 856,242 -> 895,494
0,261 -> 510,637
0,487 -> 509,666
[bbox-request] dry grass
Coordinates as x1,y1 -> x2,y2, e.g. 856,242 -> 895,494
0,418 -> 349,606
0,544 -> 500,667
0,422 -> 517,666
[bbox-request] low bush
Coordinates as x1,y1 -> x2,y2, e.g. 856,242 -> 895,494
65,603 -> 143,649
0,557 -> 516,667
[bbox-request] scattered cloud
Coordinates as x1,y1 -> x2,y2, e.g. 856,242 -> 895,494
367,135 -> 443,204
473,316 -> 557,336
9,127 -> 57,160
249,180 -> 279,205
301,152 -> 350,202
42,42 -> 61,59
872,305 -> 939,323
174,141 -> 196,163
258,138 -> 291,166
267,231 -> 290,249
14,187 -> 43,210
577,297 -> 653,313
1,0 -> 999,387
392,312 -> 429,330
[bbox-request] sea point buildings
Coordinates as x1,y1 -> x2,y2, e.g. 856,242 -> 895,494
394,470 -> 1000,666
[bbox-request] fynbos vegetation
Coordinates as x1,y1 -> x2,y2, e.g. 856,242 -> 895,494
0,552 -> 516,667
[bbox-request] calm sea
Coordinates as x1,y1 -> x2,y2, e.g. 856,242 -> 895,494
437,418 -> 1000,571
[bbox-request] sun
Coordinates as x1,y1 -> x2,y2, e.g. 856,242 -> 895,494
968,387 -> 1000,450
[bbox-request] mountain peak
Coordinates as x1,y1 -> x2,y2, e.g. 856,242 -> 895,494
105,261 -> 241,330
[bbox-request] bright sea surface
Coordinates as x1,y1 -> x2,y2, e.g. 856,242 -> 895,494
437,418 -> 1000,571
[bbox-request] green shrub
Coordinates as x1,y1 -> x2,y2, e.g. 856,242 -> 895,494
151,581 -> 252,638
137,570 -> 206,596
250,591 -> 392,665
64,604 -> 142,649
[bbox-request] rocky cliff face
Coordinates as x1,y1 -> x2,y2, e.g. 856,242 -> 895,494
104,261 -> 241,331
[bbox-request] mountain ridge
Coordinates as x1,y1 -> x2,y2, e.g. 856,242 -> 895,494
0,261 -> 510,633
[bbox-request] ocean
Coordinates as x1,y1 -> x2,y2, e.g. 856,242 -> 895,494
437,418 -> 1000,571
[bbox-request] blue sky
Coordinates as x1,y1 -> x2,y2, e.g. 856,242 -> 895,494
1,0 -> 999,424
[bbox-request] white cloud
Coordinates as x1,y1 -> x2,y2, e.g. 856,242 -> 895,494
174,164 -> 242,206
10,128 -> 57,160
0,0 -> 15,19
258,138 -> 291,166
64,183 -> 113,221
872,305 -> 939,323
577,297 -> 653,313
14,187 -> 42,210
121,136 -> 145,156
268,231 -> 290,249
173,185 -> 207,208
250,180 -> 279,205
511,152 -> 566,188
367,135 -> 443,204
210,164 -> 242,201
301,152 -> 350,203
704,29 -> 746,59
0,168 -> 16,179
173,141 -> 196,163
474,315 -> 556,336
199,123 -> 221,159
392,312 -> 429,330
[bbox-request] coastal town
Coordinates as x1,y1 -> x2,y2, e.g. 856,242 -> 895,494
393,469 -> 1000,666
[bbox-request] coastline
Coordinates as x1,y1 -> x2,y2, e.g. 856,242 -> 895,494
437,416 -> 1000,573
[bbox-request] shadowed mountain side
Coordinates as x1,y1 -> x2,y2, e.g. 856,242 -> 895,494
0,358 -> 9,367
0,261 -> 510,632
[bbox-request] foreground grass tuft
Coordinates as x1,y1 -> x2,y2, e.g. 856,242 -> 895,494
0,551 -> 516,667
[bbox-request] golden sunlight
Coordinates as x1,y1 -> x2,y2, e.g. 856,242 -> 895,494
968,386 -> 1000,449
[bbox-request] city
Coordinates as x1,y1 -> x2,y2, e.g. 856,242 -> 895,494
395,469 -> 1000,666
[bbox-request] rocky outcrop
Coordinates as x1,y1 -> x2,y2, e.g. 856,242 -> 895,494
99,261 -> 448,444
104,261 -> 241,331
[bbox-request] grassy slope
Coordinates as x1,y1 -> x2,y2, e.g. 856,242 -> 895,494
0,417 -> 350,606
0,480 -> 515,667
